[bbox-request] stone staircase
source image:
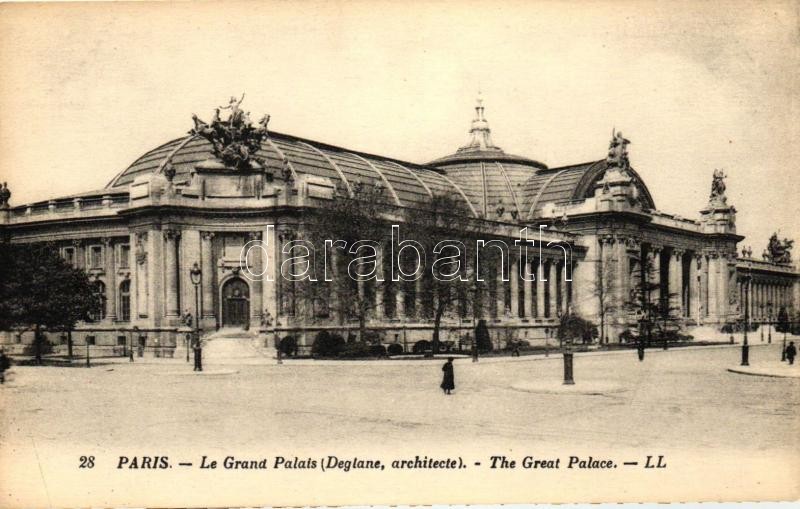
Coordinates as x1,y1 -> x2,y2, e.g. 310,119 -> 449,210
201,328 -> 276,365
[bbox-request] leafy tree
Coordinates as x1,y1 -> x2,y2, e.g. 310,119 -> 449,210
0,242 -> 101,363
474,319 -> 493,353
623,248 -> 682,351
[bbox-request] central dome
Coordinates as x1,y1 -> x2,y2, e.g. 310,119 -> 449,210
426,97 -> 547,221
428,96 -> 547,169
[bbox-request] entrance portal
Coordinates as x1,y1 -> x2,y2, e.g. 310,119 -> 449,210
221,277 -> 250,328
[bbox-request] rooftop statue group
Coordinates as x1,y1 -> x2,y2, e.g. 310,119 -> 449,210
190,94 -> 271,171
0,182 -> 10,208
763,233 -> 793,264
709,168 -> 727,203
606,129 -> 631,171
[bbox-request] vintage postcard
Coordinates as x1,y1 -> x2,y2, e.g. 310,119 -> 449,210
0,1 -> 798,507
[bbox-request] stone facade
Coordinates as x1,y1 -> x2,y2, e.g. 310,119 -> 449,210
1,100 -> 797,355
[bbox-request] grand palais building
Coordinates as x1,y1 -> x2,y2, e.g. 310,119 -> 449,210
1,98 -> 798,355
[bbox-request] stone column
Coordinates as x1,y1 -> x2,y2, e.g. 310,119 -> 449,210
164,229 -> 181,319
415,277 -> 424,320
395,281 -> 405,320
616,238 -> 630,312
374,244 -> 384,319
689,254 -> 700,321
128,232 -> 139,321
669,249 -> 683,316
560,261 -> 569,314
717,254 -> 730,322
536,257 -> 546,319
547,260 -> 558,318
495,261 -> 505,318
103,237 -> 117,322
510,256 -> 519,318
522,255 -> 532,319
646,247 -> 659,313
201,232 -> 216,321
134,232 -> 148,320
248,231 -> 263,325
708,253 -> 720,321
277,229 -> 292,317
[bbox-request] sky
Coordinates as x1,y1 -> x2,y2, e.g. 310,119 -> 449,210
0,0 -> 798,250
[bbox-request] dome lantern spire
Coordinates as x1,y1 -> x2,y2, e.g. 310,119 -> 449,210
459,93 -> 502,153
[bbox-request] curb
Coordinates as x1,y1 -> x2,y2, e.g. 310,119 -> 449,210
726,367 -> 800,379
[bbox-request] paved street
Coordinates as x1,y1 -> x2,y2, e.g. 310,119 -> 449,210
1,343 -> 798,506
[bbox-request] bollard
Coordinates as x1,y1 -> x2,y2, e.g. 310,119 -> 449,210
729,335 -> 734,345
740,338 -> 749,366
563,351 -> 574,385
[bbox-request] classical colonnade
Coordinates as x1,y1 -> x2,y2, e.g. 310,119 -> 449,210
737,275 -> 795,321
596,235 -> 736,324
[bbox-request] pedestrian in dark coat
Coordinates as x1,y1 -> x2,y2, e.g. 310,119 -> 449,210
786,341 -> 797,365
441,357 -> 455,395
0,349 -> 10,384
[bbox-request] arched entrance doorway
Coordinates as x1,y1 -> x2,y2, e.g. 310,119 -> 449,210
221,277 -> 250,328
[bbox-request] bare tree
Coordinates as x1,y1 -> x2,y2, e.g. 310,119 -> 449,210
300,182 -> 393,342
404,194 -> 489,354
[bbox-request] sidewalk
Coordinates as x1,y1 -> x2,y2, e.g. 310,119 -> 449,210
727,362 -> 800,378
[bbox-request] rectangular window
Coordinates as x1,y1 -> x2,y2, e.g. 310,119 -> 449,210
86,336 -> 96,346
117,336 -> 126,346
223,235 -> 245,259
61,247 -> 77,268
88,245 -> 104,269
119,244 -> 130,268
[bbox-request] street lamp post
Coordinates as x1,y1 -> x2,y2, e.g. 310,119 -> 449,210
130,326 -> 138,362
760,304 -> 764,342
190,262 -> 202,372
562,336 -> 574,385
743,268 -> 751,346
782,325 -> 787,362
767,302 -> 773,344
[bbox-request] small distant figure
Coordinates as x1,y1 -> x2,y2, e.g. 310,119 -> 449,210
193,339 -> 203,372
786,341 -> 796,365
0,348 -> 10,383
440,357 -> 455,395
511,342 -> 520,357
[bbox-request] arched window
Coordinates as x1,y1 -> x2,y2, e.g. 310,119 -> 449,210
119,280 -> 131,322
89,280 -> 107,322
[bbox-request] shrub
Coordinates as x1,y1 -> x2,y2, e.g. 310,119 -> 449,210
412,340 -> 431,354
505,339 -> 530,350
369,344 -> 387,357
475,319 -> 493,353
362,330 -> 383,344
387,343 -> 403,355
311,330 -> 345,358
279,335 -> 298,356
558,314 -> 596,344
339,341 -> 372,358
619,329 -> 636,344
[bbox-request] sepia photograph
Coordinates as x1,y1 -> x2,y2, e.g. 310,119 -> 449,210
0,1 -> 798,507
